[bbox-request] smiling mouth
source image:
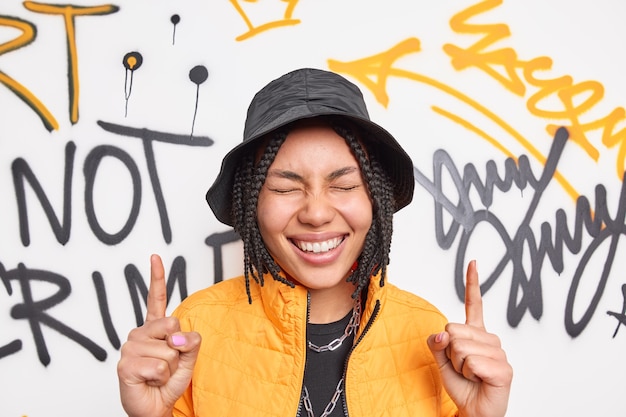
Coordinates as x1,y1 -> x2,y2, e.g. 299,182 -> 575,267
292,237 -> 344,253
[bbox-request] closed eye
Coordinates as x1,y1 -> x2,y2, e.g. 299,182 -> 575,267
332,185 -> 360,191
265,169 -> 303,194
267,187 -> 298,194
329,167 -> 363,192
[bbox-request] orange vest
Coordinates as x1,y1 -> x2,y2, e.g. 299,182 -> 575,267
173,274 -> 458,417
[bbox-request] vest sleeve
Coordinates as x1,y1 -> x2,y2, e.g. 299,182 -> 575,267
440,387 -> 459,417
172,383 -> 194,417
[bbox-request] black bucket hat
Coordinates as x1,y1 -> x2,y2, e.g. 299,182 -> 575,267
206,68 -> 415,226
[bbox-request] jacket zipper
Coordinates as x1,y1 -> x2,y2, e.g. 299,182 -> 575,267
296,295 -> 381,417
341,299 -> 381,417
295,292 -> 312,417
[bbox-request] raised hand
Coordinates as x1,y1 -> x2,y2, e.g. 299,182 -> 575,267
427,260 -> 513,417
117,254 -> 201,417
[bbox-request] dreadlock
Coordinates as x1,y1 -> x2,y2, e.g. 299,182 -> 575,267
333,124 -> 395,294
231,118 -> 396,303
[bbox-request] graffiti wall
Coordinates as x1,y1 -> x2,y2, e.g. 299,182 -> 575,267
1,0 -> 624,415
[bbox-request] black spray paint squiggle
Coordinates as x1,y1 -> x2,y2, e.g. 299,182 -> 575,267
414,127 -> 626,337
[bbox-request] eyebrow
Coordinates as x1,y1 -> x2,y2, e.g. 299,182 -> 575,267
267,166 -> 360,182
327,166 -> 359,180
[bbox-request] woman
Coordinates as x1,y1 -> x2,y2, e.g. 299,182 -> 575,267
117,68 -> 512,417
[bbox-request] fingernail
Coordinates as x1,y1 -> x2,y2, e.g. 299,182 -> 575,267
435,332 -> 444,343
172,334 -> 186,346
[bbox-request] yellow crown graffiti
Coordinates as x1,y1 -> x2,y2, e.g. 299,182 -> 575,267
230,0 -> 301,41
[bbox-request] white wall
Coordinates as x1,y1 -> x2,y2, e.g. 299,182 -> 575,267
1,1 -> 625,415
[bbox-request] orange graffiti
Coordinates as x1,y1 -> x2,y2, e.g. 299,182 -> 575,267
23,2 -> 119,125
328,38 -> 580,203
444,0 -> 526,96
0,15 -> 58,131
230,0 -> 300,41
443,0 -> 626,179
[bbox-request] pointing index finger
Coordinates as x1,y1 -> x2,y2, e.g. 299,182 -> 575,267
146,254 -> 167,322
465,260 -> 485,328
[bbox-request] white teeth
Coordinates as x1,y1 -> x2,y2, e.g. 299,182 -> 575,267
296,237 -> 341,253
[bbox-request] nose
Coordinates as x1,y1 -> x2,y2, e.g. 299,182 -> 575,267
297,193 -> 335,226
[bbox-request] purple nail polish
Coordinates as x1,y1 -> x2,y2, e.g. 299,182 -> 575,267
172,334 -> 186,346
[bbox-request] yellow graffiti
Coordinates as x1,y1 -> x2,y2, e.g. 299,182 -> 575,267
126,56 -> 138,70
0,15 -> 58,131
444,0 -> 526,96
433,106 -> 516,160
230,0 -> 300,41
328,38 -> 580,202
443,0 -> 626,179
23,2 -> 118,125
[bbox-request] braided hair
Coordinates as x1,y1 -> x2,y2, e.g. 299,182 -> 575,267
231,117 -> 396,303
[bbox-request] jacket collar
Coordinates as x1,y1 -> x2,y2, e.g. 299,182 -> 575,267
255,273 -> 308,332
253,271 -> 387,333
357,271 -> 386,338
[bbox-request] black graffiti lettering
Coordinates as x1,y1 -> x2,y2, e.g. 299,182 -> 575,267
416,148 -> 537,250
12,141 -> 76,246
0,263 -> 23,359
97,120 -> 214,243
92,271 -> 120,349
84,145 -> 141,245
11,121 -> 212,246
455,129 -> 569,325
415,127 -> 626,337
539,198 -> 603,275
124,256 -> 188,326
8,121 -> 214,248
418,128 -> 568,309
0,262 -> 107,366
564,176 -> 626,336
0,339 -> 23,360
607,284 -> 626,338
205,229 -> 241,283
456,209 -> 544,325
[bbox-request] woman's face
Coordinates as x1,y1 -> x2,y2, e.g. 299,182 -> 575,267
257,122 -> 373,293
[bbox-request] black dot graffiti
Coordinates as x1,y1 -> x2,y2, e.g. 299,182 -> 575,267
171,14 -> 180,45
188,65 -> 209,139
122,51 -> 143,117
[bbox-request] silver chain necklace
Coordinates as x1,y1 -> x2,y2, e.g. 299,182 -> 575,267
301,300 -> 361,417
307,300 -> 361,353
302,378 -> 344,417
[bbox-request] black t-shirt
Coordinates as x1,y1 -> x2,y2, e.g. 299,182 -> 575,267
301,311 -> 354,417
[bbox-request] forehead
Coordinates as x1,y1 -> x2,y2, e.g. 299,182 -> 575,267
273,123 -> 356,164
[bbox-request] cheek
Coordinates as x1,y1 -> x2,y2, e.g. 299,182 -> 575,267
356,212 -> 373,235
341,195 -> 373,230
256,200 -> 294,263
257,194 -> 289,237
256,198 -> 273,237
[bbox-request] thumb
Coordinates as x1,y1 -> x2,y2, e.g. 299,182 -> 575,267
427,331 -> 451,369
168,332 -> 202,386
